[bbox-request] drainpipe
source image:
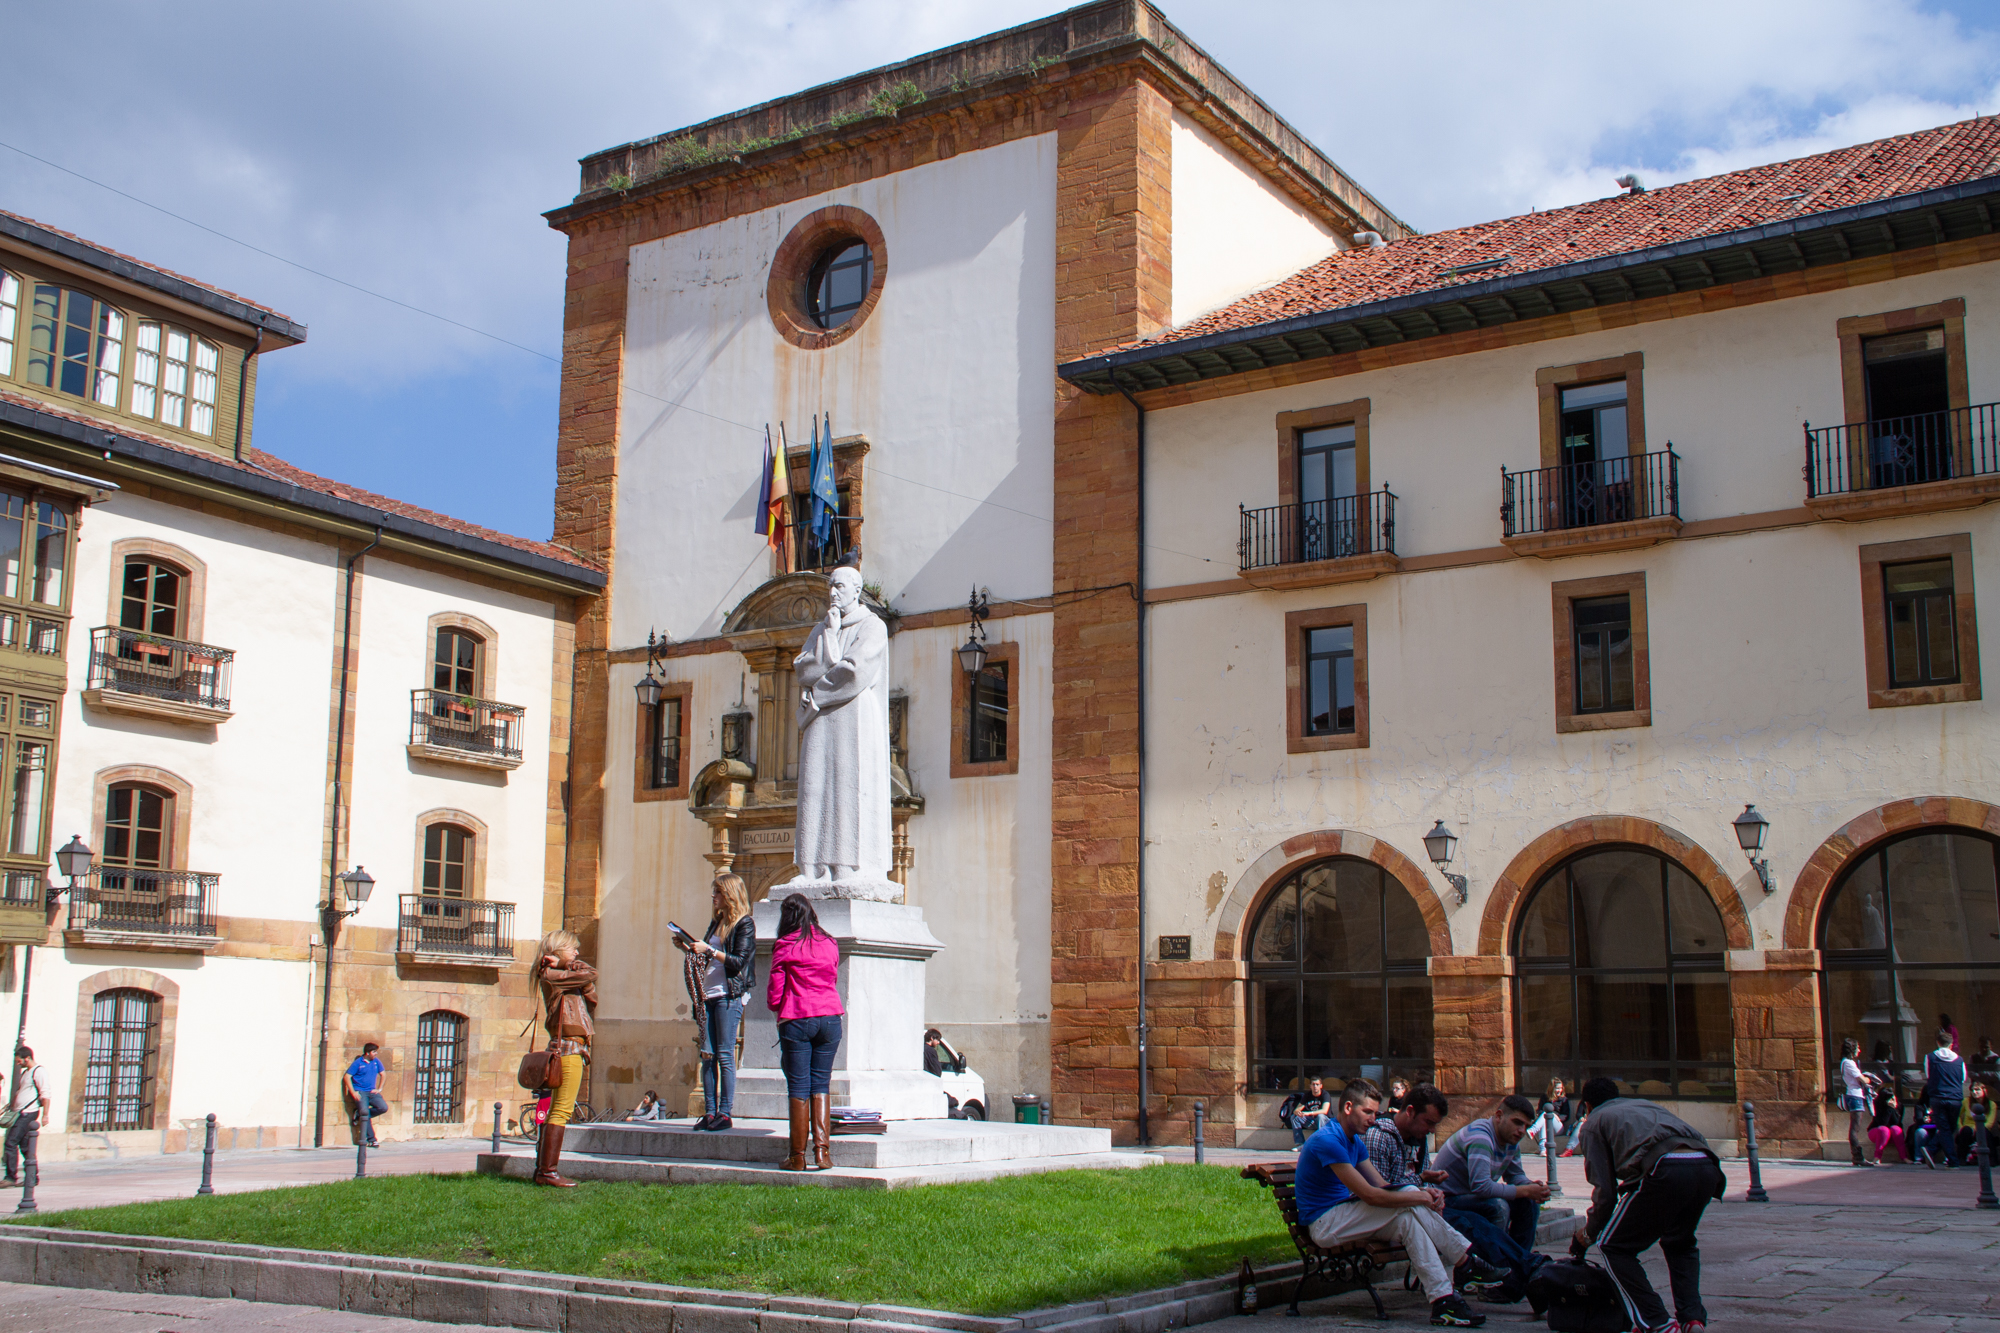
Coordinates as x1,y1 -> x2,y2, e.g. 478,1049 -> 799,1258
313,526 -> 381,1148
1113,375 -> 1149,1147
232,326 -> 264,465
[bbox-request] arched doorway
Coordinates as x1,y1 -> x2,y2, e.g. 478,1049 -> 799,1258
1818,828 -> 2000,1083
1246,856 -> 1434,1094
1512,846 -> 1735,1101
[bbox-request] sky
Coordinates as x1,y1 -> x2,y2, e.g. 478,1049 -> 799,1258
4,1 -> 1997,544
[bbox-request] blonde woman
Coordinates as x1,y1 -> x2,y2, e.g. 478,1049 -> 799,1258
675,873 -> 757,1131
532,928 -> 597,1187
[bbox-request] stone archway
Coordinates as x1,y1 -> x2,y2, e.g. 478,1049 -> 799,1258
1783,796 -> 2000,950
1215,828 -> 1454,964
1478,814 -> 1755,957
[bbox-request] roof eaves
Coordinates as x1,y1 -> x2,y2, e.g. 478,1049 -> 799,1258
0,398 -> 603,592
1059,173 -> 2000,389
0,214 -> 309,344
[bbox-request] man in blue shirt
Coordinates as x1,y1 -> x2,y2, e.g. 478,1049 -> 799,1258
342,1042 -> 387,1147
1295,1077 -> 1502,1328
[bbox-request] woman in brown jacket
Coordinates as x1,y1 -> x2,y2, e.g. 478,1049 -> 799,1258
532,928 -> 597,1187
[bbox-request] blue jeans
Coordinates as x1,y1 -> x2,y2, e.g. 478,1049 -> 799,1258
699,994 -> 745,1117
1288,1112 -> 1328,1145
1443,1202 -> 1546,1301
1916,1106 -> 1962,1164
353,1090 -> 387,1144
778,1014 -> 843,1099
1446,1195 -> 1540,1249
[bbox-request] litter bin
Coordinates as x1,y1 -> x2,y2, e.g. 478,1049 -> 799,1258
1012,1094 -> 1042,1125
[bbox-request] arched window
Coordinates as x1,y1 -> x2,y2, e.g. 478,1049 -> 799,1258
120,556 -> 186,640
25,284 -> 124,407
413,1010 -> 467,1124
1819,830 -> 2000,1086
1247,857 -> 1433,1093
1513,847 -> 1733,1100
81,987 -> 161,1130
104,783 -> 173,870
433,626 -> 483,698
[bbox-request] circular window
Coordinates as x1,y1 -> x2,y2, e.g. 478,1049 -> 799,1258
806,241 -> 874,329
767,206 -> 887,350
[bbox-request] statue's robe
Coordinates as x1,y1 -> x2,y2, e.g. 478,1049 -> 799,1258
793,607 -> 892,886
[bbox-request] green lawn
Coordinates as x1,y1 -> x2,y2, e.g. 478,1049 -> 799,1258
16,1166 -> 1293,1315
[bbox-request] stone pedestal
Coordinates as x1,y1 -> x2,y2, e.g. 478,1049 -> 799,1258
731,898 -> 948,1119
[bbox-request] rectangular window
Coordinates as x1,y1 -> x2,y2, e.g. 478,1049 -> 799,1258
1304,625 -> 1355,736
413,1011 -> 467,1124
1573,595 -> 1635,714
422,823 -> 471,897
5,739 -> 48,858
161,328 -> 190,428
433,627 -> 481,697
1552,573 -> 1651,732
1285,606 -> 1368,753
951,641 -> 1021,777
190,337 -> 219,435
120,558 -> 184,638
633,680 -> 693,802
1885,558 -> 1958,686
968,659 -> 1009,762
130,322 -> 160,418
81,987 -> 161,1131
0,272 -> 17,377
651,693 -> 683,790
31,501 -> 66,608
103,784 -> 170,869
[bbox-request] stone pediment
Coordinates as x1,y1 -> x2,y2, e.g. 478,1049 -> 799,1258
721,573 -> 896,653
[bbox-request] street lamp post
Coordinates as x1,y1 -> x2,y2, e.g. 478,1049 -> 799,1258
1422,820 -> 1469,906
311,865 -> 375,1147
19,837 -> 94,1048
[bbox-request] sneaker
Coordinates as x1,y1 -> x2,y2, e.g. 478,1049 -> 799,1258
1429,1295 -> 1486,1327
707,1114 -> 732,1131
1456,1276 -> 1509,1300
690,1114 -> 716,1131
1458,1256 -> 1510,1286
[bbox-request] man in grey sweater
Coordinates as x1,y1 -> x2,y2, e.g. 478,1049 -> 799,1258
1431,1094 -> 1550,1247
1567,1077 -> 1725,1333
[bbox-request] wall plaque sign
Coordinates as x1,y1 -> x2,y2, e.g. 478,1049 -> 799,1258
1157,935 -> 1192,961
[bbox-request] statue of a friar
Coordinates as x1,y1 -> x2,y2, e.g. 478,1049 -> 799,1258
791,564 -> 896,900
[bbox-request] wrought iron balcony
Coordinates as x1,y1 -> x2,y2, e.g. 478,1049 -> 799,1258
1805,403 -> 2000,507
409,689 -> 525,770
1238,489 -> 1399,589
1501,447 -> 1681,554
397,894 -> 515,963
84,627 -> 235,720
65,866 -> 220,949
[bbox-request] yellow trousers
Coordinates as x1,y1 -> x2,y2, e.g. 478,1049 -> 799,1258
547,1053 -> 585,1127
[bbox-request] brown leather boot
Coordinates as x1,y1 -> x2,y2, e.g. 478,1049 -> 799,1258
532,1123 -> 576,1187
810,1093 -> 832,1170
782,1099 -> 810,1171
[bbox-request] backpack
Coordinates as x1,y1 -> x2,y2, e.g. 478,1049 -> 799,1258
1525,1259 -> 1628,1333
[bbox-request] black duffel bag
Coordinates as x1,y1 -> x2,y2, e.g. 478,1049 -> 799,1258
1525,1258 -> 1628,1333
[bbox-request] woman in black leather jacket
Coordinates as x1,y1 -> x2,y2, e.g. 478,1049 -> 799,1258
678,873 -> 758,1130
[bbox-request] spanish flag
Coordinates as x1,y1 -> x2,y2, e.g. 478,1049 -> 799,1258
755,425 -> 793,570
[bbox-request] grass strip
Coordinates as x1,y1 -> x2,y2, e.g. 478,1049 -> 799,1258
16,1166 -> 1293,1315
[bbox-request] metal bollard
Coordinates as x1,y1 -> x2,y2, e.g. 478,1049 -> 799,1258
197,1112 -> 216,1196
13,1159 -> 34,1213
491,1101 -> 502,1155
1542,1108 -> 1563,1198
354,1137 -> 367,1180
1977,1117 -> 1998,1211
1193,1101 -> 1206,1165
1742,1101 -> 1768,1202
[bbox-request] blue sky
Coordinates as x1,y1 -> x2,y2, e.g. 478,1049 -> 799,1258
5,1 -> 1997,543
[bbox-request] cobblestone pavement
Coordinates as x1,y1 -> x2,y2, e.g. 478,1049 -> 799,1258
0,1282 -> 521,1331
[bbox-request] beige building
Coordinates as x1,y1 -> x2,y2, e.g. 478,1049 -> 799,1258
0,209 -> 600,1155
538,2 -> 2000,1156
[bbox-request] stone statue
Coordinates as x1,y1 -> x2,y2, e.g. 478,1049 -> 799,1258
791,566 -> 895,900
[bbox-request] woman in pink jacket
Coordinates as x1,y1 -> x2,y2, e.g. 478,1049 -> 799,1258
767,893 -> 844,1170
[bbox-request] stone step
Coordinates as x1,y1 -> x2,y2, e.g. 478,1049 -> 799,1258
566,1117 -> 1114,1167
477,1147 -> 1159,1190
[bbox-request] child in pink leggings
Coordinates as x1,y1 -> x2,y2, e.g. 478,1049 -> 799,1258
1869,1082 -> 1905,1163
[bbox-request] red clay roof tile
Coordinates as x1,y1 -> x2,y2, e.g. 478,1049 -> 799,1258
0,208 -> 300,326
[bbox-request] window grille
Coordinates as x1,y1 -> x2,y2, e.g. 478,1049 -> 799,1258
81,987 -> 161,1131
413,1010 -> 467,1124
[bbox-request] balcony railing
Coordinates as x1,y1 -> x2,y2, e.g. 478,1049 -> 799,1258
398,894 -> 515,961
1805,402 -> 2000,498
88,627 -> 235,711
1502,447 -> 1680,538
410,689 -> 524,763
1239,488 -> 1398,571
67,866 -> 219,938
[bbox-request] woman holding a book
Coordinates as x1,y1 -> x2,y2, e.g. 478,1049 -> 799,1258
767,893 -> 845,1170
673,874 -> 757,1131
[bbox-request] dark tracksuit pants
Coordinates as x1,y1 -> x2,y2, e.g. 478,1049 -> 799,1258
1597,1157 -> 1724,1330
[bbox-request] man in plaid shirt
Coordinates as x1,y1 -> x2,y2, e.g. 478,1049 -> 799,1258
1363,1084 -> 1449,1191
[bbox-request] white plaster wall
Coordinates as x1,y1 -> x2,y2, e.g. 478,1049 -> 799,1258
1146,266 -> 2000,591
1170,109 -> 1339,329
17,497 -> 562,1134
615,133 -> 1058,644
1139,264 -> 2000,965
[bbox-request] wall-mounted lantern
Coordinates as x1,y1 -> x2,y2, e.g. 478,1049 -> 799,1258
956,586 -> 991,676
1733,804 -> 1773,893
1423,820 -> 1469,906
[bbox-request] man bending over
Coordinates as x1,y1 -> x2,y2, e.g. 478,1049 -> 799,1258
1295,1077 -> 1504,1327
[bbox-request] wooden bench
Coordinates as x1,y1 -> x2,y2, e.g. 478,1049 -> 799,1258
1241,1161 -> 1411,1318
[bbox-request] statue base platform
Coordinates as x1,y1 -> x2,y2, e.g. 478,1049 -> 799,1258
740,897 -> 942,1118
786,874 -> 900,903
476,1118 -> 1153,1189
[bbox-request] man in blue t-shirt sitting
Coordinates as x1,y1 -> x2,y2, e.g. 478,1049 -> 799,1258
342,1042 -> 387,1147
1295,1077 -> 1504,1328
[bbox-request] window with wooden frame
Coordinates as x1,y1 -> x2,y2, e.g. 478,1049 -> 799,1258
951,640 -> 1020,778
0,271 -> 18,378
0,693 -> 56,861
103,783 -> 173,870
1536,354 -> 1646,467
1271,400 -> 1374,562
433,626 -> 483,697
120,557 -> 186,640
25,284 -> 125,408
1284,604 -> 1369,753
413,1010 -> 467,1124
79,987 -> 161,1131
128,323 -> 219,434
1858,533 -> 1980,708
421,822 -> 473,898
1551,572 -> 1651,732
634,680 -> 693,802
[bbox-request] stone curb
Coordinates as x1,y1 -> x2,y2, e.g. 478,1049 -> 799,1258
0,1226 -> 1305,1333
